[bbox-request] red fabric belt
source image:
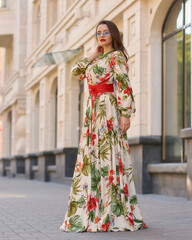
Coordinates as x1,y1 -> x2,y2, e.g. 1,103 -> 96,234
88,83 -> 114,146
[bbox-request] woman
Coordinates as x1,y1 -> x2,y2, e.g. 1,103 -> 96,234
59,20 -> 148,232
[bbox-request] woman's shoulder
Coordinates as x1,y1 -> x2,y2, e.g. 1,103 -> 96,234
111,50 -> 126,60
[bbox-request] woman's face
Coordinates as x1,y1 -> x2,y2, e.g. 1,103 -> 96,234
96,24 -> 113,48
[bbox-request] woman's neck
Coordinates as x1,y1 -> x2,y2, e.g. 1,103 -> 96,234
103,45 -> 114,54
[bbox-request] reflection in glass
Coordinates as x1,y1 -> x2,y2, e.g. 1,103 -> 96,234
185,26 -> 191,128
185,0 -> 191,25
163,32 -> 183,161
163,0 -> 183,37
163,0 -> 191,162
32,48 -> 82,68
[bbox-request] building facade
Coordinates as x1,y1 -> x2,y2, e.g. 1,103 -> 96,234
0,0 -> 192,199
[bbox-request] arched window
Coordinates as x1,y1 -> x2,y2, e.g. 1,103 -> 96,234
50,78 -> 58,149
32,0 -> 41,48
7,111 -> 12,156
162,0 -> 191,162
34,91 -> 39,152
47,0 -> 58,32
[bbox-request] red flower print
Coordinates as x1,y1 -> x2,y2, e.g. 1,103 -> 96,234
124,62 -> 129,72
79,75 -> 84,80
100,73 -> 111,84
130,205 -> 135,212
91,133 -> 96,146
107,119 -> 113,131
64,220 -> 71,229
108,175 -> 114,187
94,216 -> 100,224
87,195 -> 98,212
86,73 -> 91,84
123,85 -> 132,96
123,183 -> 129,197
126,143 -> 130,154
118,158 -> 125,175
86,129 -> 89,137
117,96 -> 122,106
101,221 -> 110,231
108,169 -> 115,186
128,212 -> 134,226
116,176 -> 120,184
143,220 -> 148,228
110,56 -> 116,68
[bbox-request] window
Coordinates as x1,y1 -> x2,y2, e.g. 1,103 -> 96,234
162,0 -> 191,162
0,0 -> 6,8
7,111 -> 12,156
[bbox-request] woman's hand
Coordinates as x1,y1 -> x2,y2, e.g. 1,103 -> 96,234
120,116 -> 131,134
88,46 -> 104,62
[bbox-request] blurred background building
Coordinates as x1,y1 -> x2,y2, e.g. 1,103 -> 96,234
0,0 -> 192,200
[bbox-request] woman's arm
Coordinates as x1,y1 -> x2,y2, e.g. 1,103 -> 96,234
71,46 -> 104,80
71,57 -> 91,80
111,50 -> 136,119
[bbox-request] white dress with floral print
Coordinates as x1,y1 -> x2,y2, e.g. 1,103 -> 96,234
59,50 -> 148,232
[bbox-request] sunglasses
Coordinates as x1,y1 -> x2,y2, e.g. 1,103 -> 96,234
96,31 -> 110,38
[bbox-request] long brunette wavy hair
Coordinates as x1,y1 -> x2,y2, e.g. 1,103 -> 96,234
96,20 -> 129,62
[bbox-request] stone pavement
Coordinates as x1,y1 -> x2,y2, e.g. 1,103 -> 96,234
0,176 -> 192,240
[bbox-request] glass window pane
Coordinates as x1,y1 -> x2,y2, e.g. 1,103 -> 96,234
185,26 -> 191,128
163,0 -> 183,38
185,0 -> 191,25
163,32 -> 183,161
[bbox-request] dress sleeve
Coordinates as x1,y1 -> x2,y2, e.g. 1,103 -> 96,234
111,50 -> 136,118
71,57 -> 91,80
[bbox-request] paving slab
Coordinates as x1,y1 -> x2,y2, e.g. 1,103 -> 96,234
0,176 -> 192,240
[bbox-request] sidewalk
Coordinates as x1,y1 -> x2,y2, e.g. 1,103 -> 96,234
0,176 -> 191,240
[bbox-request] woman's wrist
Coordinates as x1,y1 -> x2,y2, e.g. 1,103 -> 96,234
88,54 -> 98,62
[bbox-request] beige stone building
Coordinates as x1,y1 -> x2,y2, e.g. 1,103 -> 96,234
0,0 -> 192,200
0,48 -> 2,157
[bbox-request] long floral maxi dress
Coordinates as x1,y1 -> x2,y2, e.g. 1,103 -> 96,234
59,50 -> 148,232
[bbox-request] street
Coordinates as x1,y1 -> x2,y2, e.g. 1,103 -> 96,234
0,176 -> 192,240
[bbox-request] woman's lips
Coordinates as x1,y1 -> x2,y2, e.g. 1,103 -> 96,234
100,39 -> 106,42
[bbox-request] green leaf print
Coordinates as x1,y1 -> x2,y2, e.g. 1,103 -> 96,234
130,195 -> 138,205
103,214 -> 110,225
101,166 -> 109,178
72,176 -> 82,195
134,219 -> 143,223
100,142 -> 110,161
116,73 -> 128,90
78,145 -> 81,154
89,211 -> 96,222
67,201 -> 78,217
99,200 -> 105,213
68,215 -> 83,231
109,94 -> 118,108
93,65 -> 104,76
77,196 -> 86,208
91,164 -> 101,191
111,202 -> 124,217
98,100 -> 106,122
122,95 -> 128,101
84,106 -> 91,128
116,165 -> 119,175
111,185 -> 119,201
96,187 -> 101,199
81,155 -> 91,176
